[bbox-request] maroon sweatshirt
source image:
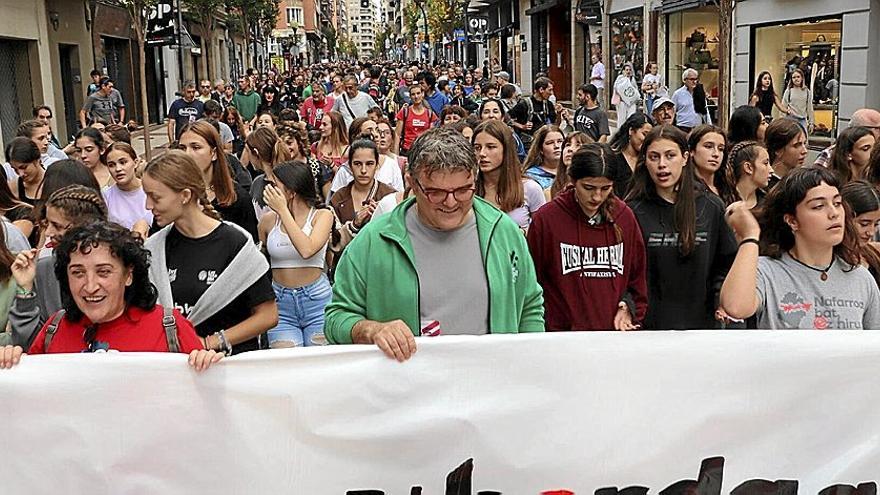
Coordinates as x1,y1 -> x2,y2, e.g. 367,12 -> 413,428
527,189 -> 648,330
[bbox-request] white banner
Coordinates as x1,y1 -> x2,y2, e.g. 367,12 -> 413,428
2,332 -> 880,493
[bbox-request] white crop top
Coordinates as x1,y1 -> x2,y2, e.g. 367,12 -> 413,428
266,208 -> 327,269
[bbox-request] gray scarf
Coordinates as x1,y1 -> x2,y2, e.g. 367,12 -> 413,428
145,222 -> 269,327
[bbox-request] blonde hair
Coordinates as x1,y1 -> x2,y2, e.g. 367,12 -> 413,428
143,150 -> 221,220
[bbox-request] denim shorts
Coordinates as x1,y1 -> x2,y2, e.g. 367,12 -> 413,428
267,274 -> 332,347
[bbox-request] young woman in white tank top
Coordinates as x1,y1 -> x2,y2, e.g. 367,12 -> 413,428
258,161 -> 335,347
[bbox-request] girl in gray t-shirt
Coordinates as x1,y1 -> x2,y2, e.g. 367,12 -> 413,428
720,167 -> 880,330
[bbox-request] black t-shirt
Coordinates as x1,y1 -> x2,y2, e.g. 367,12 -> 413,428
574,105 -> 610,141
215,181 -> 259,243
508,96 -> 557,136
167,99 -> 205,140
165,223 -> 275,353
610,152 -> 634,199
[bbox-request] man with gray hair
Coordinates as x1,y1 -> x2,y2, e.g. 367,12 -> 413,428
331,74 -> 379,128
814,108 -> 880,167
325,127 -> 545,361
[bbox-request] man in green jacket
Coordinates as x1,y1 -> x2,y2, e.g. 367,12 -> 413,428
325,127 -> 544,361
231,76 -> 261,123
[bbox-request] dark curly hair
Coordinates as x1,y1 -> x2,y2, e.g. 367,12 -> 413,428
756,166 -> 860,267
54,220 -> 157,325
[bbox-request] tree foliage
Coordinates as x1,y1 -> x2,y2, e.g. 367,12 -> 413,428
423,0 -> 464,41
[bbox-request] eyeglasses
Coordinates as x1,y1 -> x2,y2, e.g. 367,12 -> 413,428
201,85 -> 211,89
414,179 -> 476,204
685,77 -> 699,82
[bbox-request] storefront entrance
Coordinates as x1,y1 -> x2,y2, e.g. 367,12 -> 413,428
753,18 -> 841,142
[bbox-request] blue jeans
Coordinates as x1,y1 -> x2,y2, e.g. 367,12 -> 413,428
268,275 -> 332,348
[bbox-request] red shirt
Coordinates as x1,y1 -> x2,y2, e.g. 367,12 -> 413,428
395,105 -> 438,151
28,305 -> 204,354
300,95 -> 335,128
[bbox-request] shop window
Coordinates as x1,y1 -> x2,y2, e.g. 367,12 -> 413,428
610,9 -> 644,93
666,7 -> 719,122
753,19 -> 841,144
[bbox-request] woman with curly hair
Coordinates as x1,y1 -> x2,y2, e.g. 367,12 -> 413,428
721,166 -> 880,329
8,184 -> 107,348
0,221 -> 221,370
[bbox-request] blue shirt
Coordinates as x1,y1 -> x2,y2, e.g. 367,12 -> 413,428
671,86 -> 702,128
424,90 -> 450,117
524,166 -> 556,191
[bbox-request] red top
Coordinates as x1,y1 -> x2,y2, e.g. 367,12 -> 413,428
300,95 -> 335,128
28,305 -> 204,354
395,105 -> 438,151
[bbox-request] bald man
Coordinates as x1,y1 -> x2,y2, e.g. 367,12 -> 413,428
814,108 -> 880,167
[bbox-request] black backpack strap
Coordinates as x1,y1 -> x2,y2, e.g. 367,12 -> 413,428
342,94 -> 356,120
162,305 -> 180,353
43,309 -> 66,352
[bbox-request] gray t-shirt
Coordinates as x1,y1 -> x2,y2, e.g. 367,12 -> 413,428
405,207 -> 489,335
82,89 -> 125,123
3,220 -> 29,252
756,254 -> 880,329
332,91 -> 378,128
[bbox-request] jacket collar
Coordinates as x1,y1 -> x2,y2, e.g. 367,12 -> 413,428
380,196 -> 505,260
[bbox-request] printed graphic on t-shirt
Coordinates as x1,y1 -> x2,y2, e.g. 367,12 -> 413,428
647,232 -> 708,248
176,106 -> 199,124
575,113 -> 597,131
778,292 -> 866,329
560,242 -> 624,277
198,270 -> 219,285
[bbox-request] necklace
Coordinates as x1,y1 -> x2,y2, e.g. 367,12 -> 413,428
788,251 -> 833,281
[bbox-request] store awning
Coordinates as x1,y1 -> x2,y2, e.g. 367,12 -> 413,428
525,0 -> 562,15
658,0 -> 709,14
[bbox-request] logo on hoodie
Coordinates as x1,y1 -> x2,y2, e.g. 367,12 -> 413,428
560,242 -> 624,277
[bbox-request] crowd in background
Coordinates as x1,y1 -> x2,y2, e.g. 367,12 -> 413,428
1,56 -> 880,367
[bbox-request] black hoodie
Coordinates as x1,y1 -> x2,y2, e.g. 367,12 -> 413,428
627,191 -> 737,329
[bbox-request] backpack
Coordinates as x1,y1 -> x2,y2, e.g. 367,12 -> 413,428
43,306 -> 181,353
368,82 -> 384,108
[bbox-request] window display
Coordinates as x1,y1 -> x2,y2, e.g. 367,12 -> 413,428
754,19 -> 841,142
666,7 -> 720,119
610,10 -> 644,89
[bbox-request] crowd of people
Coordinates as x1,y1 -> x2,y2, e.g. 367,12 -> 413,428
1,57 -> 880,369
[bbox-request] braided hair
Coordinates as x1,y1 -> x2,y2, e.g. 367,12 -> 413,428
722,140 -> 766,205
46,185 -> 108,224
143,150 -> 222,221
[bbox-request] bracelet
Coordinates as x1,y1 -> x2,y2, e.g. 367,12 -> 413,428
15,286 -> 35,298
739,238 -> 760,248
218,330 -> 232,355
347,220 -> 361,234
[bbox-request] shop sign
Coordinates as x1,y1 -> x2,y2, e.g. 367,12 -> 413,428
468,16 -> 489,36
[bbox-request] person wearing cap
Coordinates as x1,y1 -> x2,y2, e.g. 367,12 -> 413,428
651,97 -> 676,126
495,71 -> 521,96
80,77 -> 126,128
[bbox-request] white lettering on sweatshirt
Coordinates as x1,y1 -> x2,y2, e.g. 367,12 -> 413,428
560,242 -> 624,277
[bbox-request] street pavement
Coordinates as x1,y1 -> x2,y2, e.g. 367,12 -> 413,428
131,124 -> 170,159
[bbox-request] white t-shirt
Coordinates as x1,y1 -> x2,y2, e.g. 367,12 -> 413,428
102,185 -> 153,230
591,62 -> 606,89
329,155 -> 404,195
